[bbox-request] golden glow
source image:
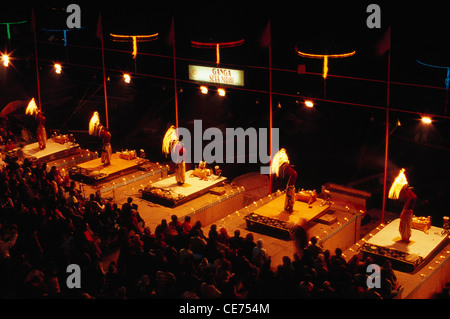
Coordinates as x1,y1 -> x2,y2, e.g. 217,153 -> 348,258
54,63 -> 62,74
200,86 -> 208,94
110,33 -> 158,59
323,56 -> 328,79
132,36 -> 137,59
2,54 -> 10,67
25,98 -> 38,116
270,148 -> 290,176
304,100 -> 314,108
110,33 -> 159,41
89,111 -> 100,136
217,88 -> 226,96
421,116 -> 432,124
296,48 -> 356,79
216,43 -> 220,65
123,73 -> 131,83
388,168 -> 408,200
162,125 -> 179,155
296,50 -> 356,59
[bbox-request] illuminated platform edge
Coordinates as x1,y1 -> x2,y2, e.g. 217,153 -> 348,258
141,170 -> 228,207
360,218 -> 449,273
69,153 -> 165,185
243,192 -> 333,240
12,139 -> 81,164
343,220 -> 450,299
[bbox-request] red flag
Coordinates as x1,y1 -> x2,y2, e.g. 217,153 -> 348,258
96,13 -> 103,41
167,17 -> 175,47
31,8 -> 36,33
376,26 -> 390,56
259,20 -> 271,48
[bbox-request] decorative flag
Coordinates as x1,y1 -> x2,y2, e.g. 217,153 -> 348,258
96,13 -> 103,41
31,8 -> 36,33
167,17 -> 175,47
376,26 -> 391,56
259,20 -> 271,48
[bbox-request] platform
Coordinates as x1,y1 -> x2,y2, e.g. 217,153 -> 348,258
141,170 -> 227,207
45,148 -> 98,171
17,139 -> 81,164
360,218 -> 449,272
69,153 -> 154,185
243,192 -> 332,239
343,218 -> 450,299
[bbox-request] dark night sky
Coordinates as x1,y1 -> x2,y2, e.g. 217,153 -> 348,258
1,1 -> 449,220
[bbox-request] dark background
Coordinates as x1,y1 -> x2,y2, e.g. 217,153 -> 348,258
1,1 -> 449,223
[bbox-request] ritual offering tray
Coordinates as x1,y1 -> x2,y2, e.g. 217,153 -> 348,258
296,189 -> 317,204
141,185 -> 186,207
244,212 -> 295,240
412,216 -> 431,233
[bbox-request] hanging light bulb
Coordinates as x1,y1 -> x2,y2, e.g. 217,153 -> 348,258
2,54 -> 10,67
123,73 -> 131,83
200,86 -> 208,94
217,88 -> 226,97
304,100 -> 314,108
421,116 -> 432,125
54,63 -> 62,74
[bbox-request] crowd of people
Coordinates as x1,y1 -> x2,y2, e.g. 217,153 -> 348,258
0,153 -> 411,299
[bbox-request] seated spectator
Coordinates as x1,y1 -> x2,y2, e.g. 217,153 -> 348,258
180,216 -> 192,235
208,224 -> 219,242
217,227 -> 230,245
228,229 -> 244,251
242,233 -> 256,262
252,239 -> 269,268
306,236 -> 323,259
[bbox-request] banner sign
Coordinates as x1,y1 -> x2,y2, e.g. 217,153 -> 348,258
189,65 -> 244,86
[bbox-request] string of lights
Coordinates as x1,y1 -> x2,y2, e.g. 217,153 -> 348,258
16,37 -> 449,92
5,38 -> 450,122
11,53 -> 450,122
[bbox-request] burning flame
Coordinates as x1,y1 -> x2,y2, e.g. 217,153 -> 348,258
388,168 -> 408,200
25,98 -> 38,116
162,125 -> 179,155
270,148 -> 290,176
89,111 -> 101,136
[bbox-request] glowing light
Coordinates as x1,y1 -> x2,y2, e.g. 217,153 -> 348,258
191,39 -> 245,65
421,116 -> 432,124
2,54 -> 10,67
218,88 -> 226,96
323,56 -> 329,79
270,148 -> 289,176
388,168 -> 408,200
162,125 -> 179,155
89,112 -> 101,136
304,100 -> 314,108
54,63 -> 62,74
295,47 -> 356,79
123,73 -> 131,83
0,21 -> 27,40
25,98 -> 38,116
200,86 -> 208,94
110,33 -> 159,59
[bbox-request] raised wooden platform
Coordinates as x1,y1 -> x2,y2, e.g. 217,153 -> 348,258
69,153 -> 156,185
16,139 -> 81,164
244,192 -> 332,239
141,170 -> 227,207
360,218 -> 449,273
343,218 -> 450,299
